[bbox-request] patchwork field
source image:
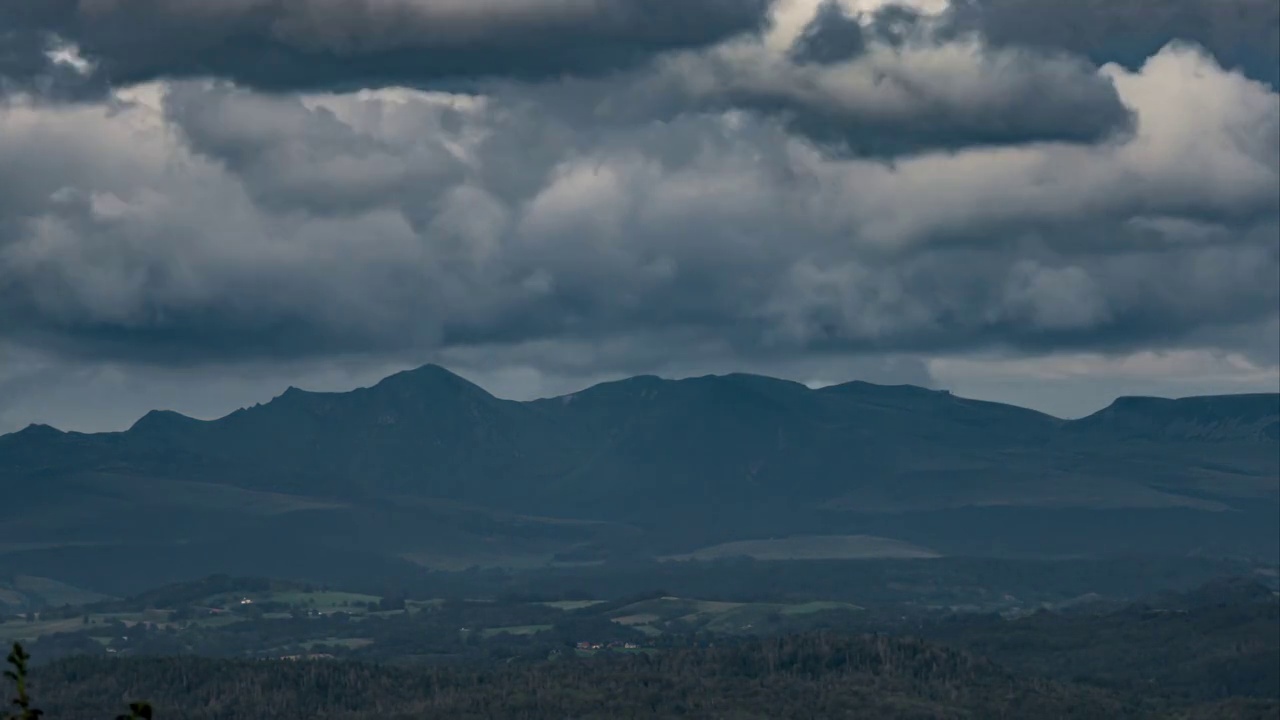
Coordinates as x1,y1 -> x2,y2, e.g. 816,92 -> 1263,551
1,580 -> 877,652
602,595 -> 865,636
481,624 -> 554,638
0,611 -> 170,643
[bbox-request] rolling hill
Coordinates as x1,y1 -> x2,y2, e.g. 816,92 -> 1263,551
0,365 -> 1276,591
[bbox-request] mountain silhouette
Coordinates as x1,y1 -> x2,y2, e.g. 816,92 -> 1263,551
0,365 -> 1275,591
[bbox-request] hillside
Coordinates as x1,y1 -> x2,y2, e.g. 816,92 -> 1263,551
0,365 -> 1276,590
1065,393 -> 1280,443
26,634 -> 1154,720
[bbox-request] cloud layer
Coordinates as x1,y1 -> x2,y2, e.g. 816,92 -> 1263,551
0,0 -> 1276,430
0,0 -> 771,93
944,0 -> 1280,86
594,28 -> 1134,155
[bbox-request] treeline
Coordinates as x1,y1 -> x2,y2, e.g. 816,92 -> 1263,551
14,626 -> 1280,719
10,554 -> 1263,614
363,555 -> 1267,606
25,634 -> 1151,719
19,577 -> 1280,693
927,587 -> 1280,702
10,578 -> 1278,718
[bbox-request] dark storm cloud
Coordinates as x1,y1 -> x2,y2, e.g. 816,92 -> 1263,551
0,1 -> 1275,411
0,0 -> 773,95
503,1 -> 1135,158
590,34 -> 1134,156
788,1 -> 867,65
0,27 -> 106,100
514,30 -> 1136,157
943,0 -> 1280,86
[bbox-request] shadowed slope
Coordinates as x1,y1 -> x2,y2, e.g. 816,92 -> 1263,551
0,366 -> 1275,583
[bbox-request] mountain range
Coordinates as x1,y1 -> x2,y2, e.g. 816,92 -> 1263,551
1,365 -> 1276,593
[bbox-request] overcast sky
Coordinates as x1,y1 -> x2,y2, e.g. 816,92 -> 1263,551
1,0 -> 1277,433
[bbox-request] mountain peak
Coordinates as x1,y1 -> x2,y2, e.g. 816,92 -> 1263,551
371,364 -> 493,398
129,409 -> 200,433
702,372 -> 810,390
816,380 -> 940,396
10,423 -> 65,439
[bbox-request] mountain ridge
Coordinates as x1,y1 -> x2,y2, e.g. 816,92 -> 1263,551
1068,392 -> 1280,442
0,364 -> 1276,588
7,363 -> 1275,440
2,366 -> 1275,507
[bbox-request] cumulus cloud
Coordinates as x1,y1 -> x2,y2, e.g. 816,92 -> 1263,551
0,1 -> 1275,431
611,30 -> 1133,154
163,82 -> 467,214
944,0 -> 1280,86
0,42 -> 1274,368
0,0 -> 772,95
788,1 -> 868,65
518,2 -> 1133,156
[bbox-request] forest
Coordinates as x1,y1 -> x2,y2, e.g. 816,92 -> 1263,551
15,633 -> 1278,720
4,576 -> 1277,719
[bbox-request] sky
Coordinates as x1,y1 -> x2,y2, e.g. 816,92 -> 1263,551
0,0 -> 1277,433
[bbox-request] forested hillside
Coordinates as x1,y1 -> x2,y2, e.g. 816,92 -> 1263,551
5,578 -> 1276,720
15,635 -> 1202,720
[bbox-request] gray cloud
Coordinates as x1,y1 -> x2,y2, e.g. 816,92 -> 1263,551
163,82 -> 466,215
0,42 -> 1275,373
0,29 -> 104,100
0,0 -> 772,96
943,0 -> 1280,86
788,1 -> 867,65
523,16 -> 1134,156
0,2 -> 1276,433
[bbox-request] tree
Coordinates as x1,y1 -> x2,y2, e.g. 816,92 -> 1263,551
4,642 -> 151,720
4,643 -> 41,720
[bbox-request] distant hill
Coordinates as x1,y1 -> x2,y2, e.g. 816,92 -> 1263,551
1066,394 -> 1280,442
0,365 -> 1276,590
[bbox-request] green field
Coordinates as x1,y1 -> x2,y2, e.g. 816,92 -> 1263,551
665,535 -> 942,561
1,586 -> 862,649
780,601 -> 864,616
261,591 -> 382,610
300,638 -> 375,650
540,600 -> 606,610
601,595 -> 866,636
481,625 -> 554,638
0,587 -> 408,643
0,575 -> 114,610
0,610 -> 167,642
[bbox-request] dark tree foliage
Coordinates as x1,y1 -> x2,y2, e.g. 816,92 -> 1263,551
8,576 -> 1279,718
4,643 -> 43,720
5,643 -> 149,720
14,633 -> 1216,720
926,589 -> 1280,702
